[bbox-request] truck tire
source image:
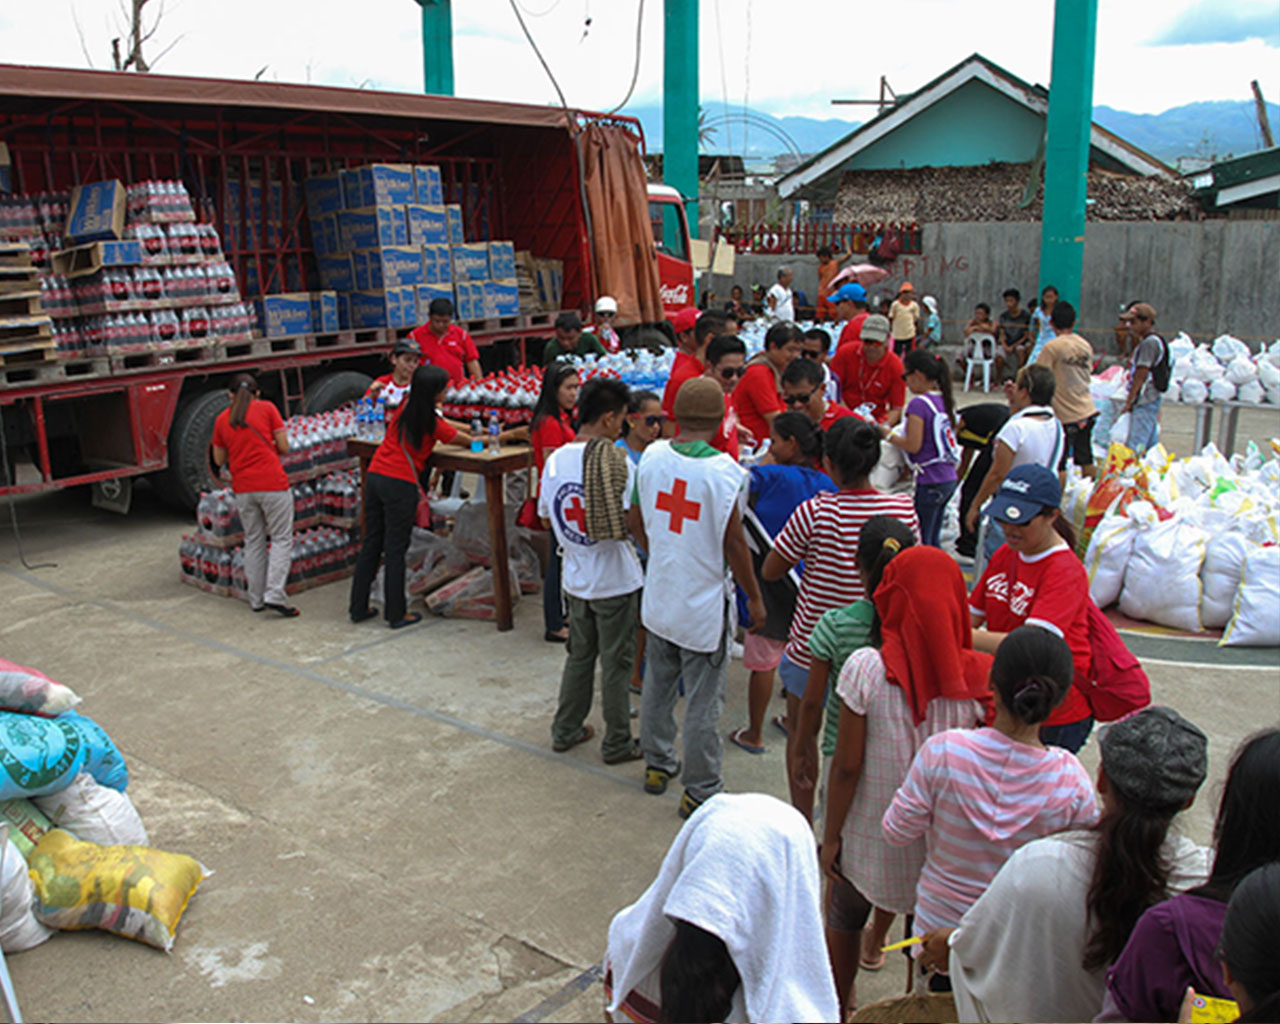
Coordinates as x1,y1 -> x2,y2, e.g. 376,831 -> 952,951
305,371 -> 373,413
150,389 -> 229,511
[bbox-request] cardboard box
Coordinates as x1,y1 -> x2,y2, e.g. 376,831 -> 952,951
484,278 -> 520,318
257,293 -> 313,337
445,204 -> 464,245
339,207 -> 404,251
349,286 -> 418,329
353,245 -> 425,290
304,172 -> 345,216
337,293 -> 351,330
315,253 -> 355,293
451,243 -> 489,282
50,240 -> 143,277
453,281 -> 485,321
488,241 -> 516,279
356,163 -> 415,207
340,169 -> 362,211
310,291 -> 339,333
421,243 -> 452,284
534,258 -> 564,311
414,284 -> 454,320
405,204 -> 448,245
413,165 -> 444,205
65,179 -> 127,244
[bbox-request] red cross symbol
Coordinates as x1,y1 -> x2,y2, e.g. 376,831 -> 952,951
655,478 -> 702,534
563,494 -> 587,533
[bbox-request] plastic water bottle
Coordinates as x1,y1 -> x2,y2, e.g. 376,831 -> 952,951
487,410 -> 500,455
373,397 -> 387,443
470,416 -> 484,454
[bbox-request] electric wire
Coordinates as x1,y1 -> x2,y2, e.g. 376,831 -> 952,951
743,0 -> 753,155
507,0 -> 571,114
603,0 -> 645,117
713,0 -> 732,155
514,0 -> 563,16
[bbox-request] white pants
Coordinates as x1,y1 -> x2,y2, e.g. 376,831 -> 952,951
237,490 -> 294,608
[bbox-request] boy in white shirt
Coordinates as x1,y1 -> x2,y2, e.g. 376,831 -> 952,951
541,377 -> 646,764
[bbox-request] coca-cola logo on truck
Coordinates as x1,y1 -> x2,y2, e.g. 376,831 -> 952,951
660,283 -> 690,307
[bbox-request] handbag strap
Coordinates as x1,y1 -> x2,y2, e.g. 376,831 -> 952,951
398,431 -> 430,501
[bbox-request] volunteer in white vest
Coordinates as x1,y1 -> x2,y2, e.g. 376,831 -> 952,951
963,363 -> 1065,569
629,377 -> 765,821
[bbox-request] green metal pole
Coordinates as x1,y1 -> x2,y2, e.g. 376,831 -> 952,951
1040,0 -> 1097,309
416,0 -> 455,96
664,0 -> 699,238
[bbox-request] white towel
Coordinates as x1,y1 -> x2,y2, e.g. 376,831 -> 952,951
603,793 -> 839,1023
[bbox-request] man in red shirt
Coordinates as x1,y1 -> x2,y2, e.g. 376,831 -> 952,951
780,358 -> 859,430
410,298 -> 481,385
735,322 -> 802,443
829,313 -> 906,426
703,333 -> 748,459
662,308 -> 725,426
831,283 -> 870,348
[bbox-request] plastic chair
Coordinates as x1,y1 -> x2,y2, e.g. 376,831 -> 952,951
0,842 -> 23,1023
964,333 -> 996,392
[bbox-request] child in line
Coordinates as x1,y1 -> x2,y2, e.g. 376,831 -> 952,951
762,418 -> 919,821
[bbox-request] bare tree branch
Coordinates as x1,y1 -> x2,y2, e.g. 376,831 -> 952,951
254,66 -> 270,81
70,3 -> 97,68
112,37 -> 122,71
149,33 -> 183,68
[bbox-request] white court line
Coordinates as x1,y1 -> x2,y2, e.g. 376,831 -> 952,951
1139,656 -> 1280,672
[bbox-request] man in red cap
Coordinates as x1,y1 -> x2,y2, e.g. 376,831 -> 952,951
661,309 -> 726,429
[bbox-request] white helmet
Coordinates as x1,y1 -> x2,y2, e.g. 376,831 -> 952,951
595,295 -> 618,315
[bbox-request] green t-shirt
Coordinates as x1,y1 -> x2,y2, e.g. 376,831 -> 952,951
807,599 -> 875,756
542,331 -> 608,366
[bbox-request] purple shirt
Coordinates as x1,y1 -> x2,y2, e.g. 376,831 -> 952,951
905,393 -> 959,486
1102,894 -> 1229,1023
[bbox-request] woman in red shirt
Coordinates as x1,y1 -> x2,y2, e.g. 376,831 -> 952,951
968,463 -> 1095,752
349,365 -> 458,629
211,373 -> 297,617
531,363 -> 580,642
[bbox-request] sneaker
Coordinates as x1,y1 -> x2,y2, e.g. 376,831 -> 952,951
644,759 -> 680,795
678,790 -> 704,819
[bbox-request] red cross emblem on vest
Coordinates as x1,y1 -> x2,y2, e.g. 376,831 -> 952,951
563,494 -> 587,533
655,478 -> 702,534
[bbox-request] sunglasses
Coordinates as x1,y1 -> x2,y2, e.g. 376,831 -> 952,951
630,413 -> 665,428
598,311 -> 616,318
783,389 -> 819,405
716,366 -> 747,379
801,349 -> 824,359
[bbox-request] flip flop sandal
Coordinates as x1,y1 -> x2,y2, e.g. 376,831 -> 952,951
771,714 -> 788,737
389,612 -> 422,629
552,724 -> 595,753
264,603 -> 300,618
728,727 -> 766,755
860,951 -> 887,972
349,608 -> 378,623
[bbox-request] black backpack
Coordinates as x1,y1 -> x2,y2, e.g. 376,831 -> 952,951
1149,334 -> 1171,393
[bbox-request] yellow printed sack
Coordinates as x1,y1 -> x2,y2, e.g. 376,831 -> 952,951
27,828 -> 208,951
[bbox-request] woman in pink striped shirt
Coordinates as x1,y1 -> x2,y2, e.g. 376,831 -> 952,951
882,625 -> 1098,989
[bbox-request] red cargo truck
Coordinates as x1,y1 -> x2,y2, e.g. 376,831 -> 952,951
0,65 -> 693,511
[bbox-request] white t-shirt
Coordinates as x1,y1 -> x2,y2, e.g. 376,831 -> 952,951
994,404 -> 1064,471
766,283 -> 794,322
538,442 -> 644,601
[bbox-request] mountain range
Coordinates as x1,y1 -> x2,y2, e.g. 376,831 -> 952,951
625,100 -> 1280,166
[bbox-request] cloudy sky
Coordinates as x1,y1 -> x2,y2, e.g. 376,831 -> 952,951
0,0 -> 1275,126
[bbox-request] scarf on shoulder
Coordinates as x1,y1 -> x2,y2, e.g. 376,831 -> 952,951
583,437 -> 630,541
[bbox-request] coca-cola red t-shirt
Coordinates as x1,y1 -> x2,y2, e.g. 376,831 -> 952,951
733,362 -> 784,443
661,352 -> 706,419
830,344 -> 906,422
368,412 -> 459,484
531,410 -> 576,472
211,399 -> 289,493
709,399 -> 742,460
411,324 -> 479,384
819,401 -> 858,430
837,312 -> 869,348
969,542 -> 1092,726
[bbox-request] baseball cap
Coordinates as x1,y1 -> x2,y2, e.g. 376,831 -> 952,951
1128,302 -> 1157,322
899,281 -> 915,293
555,311 -> 583,332
1099,706 -> 1208,809
860,314 -> 891,343
595,296 -> 618,314
670,307 -> 699,334
673,376 -> 725,430
830,283 -> 866,304
392,337 -> 421,356
987,464 -> 1062,524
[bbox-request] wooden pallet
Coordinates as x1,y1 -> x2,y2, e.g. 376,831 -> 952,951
108,342 -> 222,373
306,326 -> 392,351
460,314 -> 522,333
219,333 -> 307,360
0,243 -> 33,269
0,292 -> 43,319
0,265 -> 39,297
522,311 -> 554,329
0,353 -> 111,388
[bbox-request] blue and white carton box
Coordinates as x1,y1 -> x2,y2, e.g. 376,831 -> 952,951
310,213 -> 340,256
451,243 -> 489,282
453,281 -> 484,321
66,179 -> 127,244
340,170 -> 363,211
257,293 -> 313,337
315,254 -> 355,293
445,204 -> 464,245
488,241 -> 516,279
413,165 -> 444,205
350,286 -> 417,329
309,291 -> 339,333
484,278 -> 520,318
339,207 -> 404,251
304,173 -> 344,215
355,164 -> 415,207
414,284 -> 454,319
353,246 -> 425,290
337,293 -> 351,330
405,204 -> 448,245
422,243 -> 452,284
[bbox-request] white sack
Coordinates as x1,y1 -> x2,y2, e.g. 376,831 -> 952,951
0,838 -> 53,952
1200,533 -> 1252,629
1167,332 -> 1195,363
1084,512 -> 1138,608
1208,379 -> 1237,403
1109,413 -> 1133,446
1120,518 -> 1208,632
33,772 -> 147,846
1181,379 -> 1209,404
1225,354 -> 1258,385
1257,359 -> 1280,389
1211,334 -> 1249,363
1236,381 -> 1265,405
1222,545 -> 1280,647
1267,387 -> 1280,406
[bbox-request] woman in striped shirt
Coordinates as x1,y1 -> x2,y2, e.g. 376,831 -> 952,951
883,625 -> 1098,990
762,418 -> 919,821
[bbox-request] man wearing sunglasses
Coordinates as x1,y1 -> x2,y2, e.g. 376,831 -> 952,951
802,327 -> 841,404
1117,302 -> 1167,454
829,314 -> 906,426
704,333 -> 749,460
593,295 -> 622,353
781,357 -> 858,431
736,322 -> 803,446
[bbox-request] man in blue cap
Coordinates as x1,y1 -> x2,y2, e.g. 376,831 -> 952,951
831,283 -> 869,349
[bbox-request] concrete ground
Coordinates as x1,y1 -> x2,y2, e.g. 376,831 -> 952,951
0,396 -> 1276,1023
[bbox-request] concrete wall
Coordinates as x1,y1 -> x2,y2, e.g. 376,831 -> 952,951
712,221 -> 1280,352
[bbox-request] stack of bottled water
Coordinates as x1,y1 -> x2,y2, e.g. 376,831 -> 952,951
353,396 -> 388,442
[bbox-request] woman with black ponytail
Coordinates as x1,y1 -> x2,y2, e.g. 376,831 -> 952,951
882,349 -> 960,547
888,626 -> 1099,986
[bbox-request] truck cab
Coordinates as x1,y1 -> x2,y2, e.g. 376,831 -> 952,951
646,184 -> 695,316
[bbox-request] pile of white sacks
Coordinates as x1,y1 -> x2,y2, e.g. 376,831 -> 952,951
1166,333 -> 1280,406
1062,441 -> 1280,645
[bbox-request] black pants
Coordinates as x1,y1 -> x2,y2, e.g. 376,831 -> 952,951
349,471 -> 417,624
956,446 -> 994,556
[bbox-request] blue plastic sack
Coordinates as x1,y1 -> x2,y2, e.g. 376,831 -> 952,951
0,711 -> 128,800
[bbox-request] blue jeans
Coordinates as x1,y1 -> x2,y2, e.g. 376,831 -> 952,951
1041,715 -> 1094,754
1127,398 -> 1161,454
915,478 -> 958,548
